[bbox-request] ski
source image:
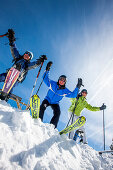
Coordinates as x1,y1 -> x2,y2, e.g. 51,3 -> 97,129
30,95 -> 40,119
99,150 -> 113,154
2,67 -> 20,94
0,67 -> 20,101
59,116 -> 86,135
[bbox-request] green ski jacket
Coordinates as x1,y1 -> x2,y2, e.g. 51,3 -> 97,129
68,96 -> 100,116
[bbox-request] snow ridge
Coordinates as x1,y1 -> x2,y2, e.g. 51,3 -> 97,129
0,100 -> 112,170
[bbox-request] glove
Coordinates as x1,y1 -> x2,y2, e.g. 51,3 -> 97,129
46,61 -> 53,71
36,55 -> 47,65
76,78 -> 83,89
39,55 -> 47,62
100,104 -> 106,110
7,29 -> 16,45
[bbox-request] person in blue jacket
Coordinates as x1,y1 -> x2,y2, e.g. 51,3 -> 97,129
0,29 -> 47,100
39,62 -> 83,128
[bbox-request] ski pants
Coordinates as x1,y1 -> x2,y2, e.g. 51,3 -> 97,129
0,72 -> 19,94
68,112 -> 87,144
39,99 -> 61,128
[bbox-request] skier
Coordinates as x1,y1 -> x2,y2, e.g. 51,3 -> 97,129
39,61 -> 83,128
0,29 -> 47,100
68,89 -> 106,144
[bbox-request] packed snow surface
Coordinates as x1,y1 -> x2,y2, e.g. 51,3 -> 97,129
0,100 -> 113,170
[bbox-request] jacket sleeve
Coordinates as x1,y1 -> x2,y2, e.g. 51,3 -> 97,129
10,42 -> 20,60
85,102 -> 100,111
68,98 -> 77,112
27,60 -> 41,70
27,56 -> 47,70
65,87 -> 79,98
43,70 -> 51,87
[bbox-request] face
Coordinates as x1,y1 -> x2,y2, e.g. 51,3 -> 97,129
82,91 -> 87,97
23,53 -> 31,60
59,78 -> 66,86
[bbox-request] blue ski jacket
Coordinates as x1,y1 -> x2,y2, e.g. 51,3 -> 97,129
43,71 -> 79,104
10,43 -> 41,83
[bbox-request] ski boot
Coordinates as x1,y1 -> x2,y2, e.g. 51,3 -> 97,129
73,129 -> 84,143
0,91 -> 10,102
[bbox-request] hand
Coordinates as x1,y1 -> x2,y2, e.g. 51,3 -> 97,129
7,29 -> 16,45
100,104 -> 106,110
46,61 -> 53,71
40,55 -> 47,62
76,78 -> 83,89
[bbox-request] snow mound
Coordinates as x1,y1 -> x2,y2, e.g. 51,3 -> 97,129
0,100 -> 113,170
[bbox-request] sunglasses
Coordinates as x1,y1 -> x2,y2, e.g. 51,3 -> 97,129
82,91 -> 87,94
25,51 -> 31,57
59,78 -> 66,82
24,54 -> 31,60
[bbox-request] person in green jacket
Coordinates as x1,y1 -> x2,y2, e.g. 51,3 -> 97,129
68,89 -> 106,143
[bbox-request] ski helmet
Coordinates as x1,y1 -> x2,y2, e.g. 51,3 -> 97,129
58,75 -> 67,83
81,89 -> 88,94
24,51 -> 33,60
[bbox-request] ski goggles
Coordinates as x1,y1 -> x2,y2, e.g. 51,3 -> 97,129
59,77 -> 66,82
24,54 -> 31,60
25,51 -> 32,58
82,91 -> 87,94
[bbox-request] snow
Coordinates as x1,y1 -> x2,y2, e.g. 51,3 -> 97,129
0,100 -> 113,170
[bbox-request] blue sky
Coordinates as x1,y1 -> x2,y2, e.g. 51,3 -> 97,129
0,0 -> 113,151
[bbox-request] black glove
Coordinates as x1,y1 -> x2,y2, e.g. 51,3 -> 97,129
76,78 -> 83,89
36,55 -> 47,65
100,104 -> 106,110
39,55 -> 47,62
46,61 -> 53,71
7,29 -> 16,45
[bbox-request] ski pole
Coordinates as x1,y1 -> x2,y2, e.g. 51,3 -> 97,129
26,61 -> 44,109
66,112 -> 74,128
36,61 -> 53,95
102,103 -> 105,150
0,33 -> 8,38
66,83 -> 84,138
30,62 -> 44,97
36,71 -> 47,95
69,112 -> 74,139
66,93 -> 80,128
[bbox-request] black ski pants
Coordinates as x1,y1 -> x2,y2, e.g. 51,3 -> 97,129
39,99 -> 61,128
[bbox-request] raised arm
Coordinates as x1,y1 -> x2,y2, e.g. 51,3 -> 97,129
43,71 -> 51,87
7,29 -> 20,60
10,42 -> 20,60
27,55 -> 47,70
65,87 -> 79,98
65,78 -> 83,98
